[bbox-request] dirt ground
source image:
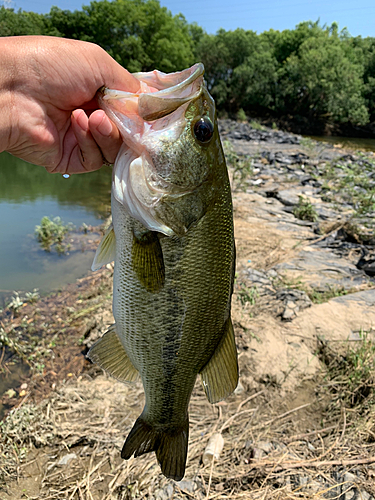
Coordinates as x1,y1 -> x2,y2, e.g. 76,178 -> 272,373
1,132 -> 375,499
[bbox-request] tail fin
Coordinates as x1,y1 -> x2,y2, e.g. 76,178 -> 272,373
121,414 -> 189,481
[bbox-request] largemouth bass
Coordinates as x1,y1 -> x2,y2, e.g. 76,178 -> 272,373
88,63 -> 238,481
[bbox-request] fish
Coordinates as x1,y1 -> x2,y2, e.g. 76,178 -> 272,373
88,63 -> 238,481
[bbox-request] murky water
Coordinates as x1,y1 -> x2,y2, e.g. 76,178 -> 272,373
310,135 -> 375,152
0,152 -> 112,307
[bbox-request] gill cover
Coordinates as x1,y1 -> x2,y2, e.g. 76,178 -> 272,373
98,64 -> 206,237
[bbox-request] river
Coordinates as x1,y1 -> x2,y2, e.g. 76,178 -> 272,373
309,135 -> 375,152
0,152 -> 112,308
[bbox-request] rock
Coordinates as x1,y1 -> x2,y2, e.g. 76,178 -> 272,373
277,190 -> 300,206
276,247 -> 371,290
155,484 -> 174,500
176,479 -> 199,494
276,289 -> 312,321
357,249 -> 375,276
58,453 -> 77,466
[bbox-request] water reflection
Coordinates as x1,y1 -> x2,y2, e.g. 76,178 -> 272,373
0,152 -> 112,305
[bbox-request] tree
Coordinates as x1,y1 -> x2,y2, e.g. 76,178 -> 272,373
0,6 -> 46,36
44,0 -> 195,73
278,32 -> 369,125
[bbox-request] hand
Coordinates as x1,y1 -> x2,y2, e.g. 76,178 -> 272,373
0,36 -> 140,173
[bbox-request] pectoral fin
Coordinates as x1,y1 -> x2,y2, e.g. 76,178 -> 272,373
132,231 -> 165,293
87,325 -> 139,382
200,318 -> 239,404
91,224 -> 116,271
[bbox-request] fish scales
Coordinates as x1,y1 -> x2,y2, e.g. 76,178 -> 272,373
88,63 -> 238,480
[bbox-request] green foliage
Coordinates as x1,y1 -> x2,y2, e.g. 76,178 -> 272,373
249,120 -> 265,131
307,286 -> 348,304
7,292 -> 24,314
0,6 -> 46,36
277,33 -> 368,125
35,216 -> 73,254
293,196 -> 318,222
43,0 -> 195,72
236,108 -> 247,122
1,4 -> 375,129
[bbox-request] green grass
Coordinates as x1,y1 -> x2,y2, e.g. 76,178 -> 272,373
237,283 -> 259,306
318,330 -> 375,408
293,196 -> 319,222
273,274 -> 351,304
236,108 -> 247,122
249,120 -> 265,131
307,285 -> 349,304
223,140 -> 255,192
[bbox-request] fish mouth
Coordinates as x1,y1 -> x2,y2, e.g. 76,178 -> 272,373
100,63 -> 204,121
97,63 -> 205,148
98,64 -> 208,237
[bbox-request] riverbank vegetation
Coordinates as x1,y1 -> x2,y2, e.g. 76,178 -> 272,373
2,0 -> 375,135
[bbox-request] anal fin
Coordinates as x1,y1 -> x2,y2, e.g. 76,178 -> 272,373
87,324 -> 139,383
200,317 -> 239,404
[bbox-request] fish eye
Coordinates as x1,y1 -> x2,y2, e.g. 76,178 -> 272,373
193,116 -> 214,143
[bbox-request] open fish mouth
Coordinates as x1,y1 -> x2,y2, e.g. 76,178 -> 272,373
98,63 -> 211,237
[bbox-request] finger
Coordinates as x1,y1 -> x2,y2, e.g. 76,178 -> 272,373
88,110 -> 122,164
69,109 -> 106,173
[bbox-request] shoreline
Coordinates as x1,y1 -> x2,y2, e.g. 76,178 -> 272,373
1,121 -> 375,499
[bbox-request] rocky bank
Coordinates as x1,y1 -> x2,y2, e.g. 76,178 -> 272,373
1,120 -> 375,500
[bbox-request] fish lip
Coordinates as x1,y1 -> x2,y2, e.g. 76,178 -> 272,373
99,63 -> 205,106
132,63 -> 205,95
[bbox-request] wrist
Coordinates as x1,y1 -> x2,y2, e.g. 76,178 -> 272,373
0,38 -> 19,154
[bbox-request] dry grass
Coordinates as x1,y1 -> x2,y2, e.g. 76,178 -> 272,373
2,350 -> 375,500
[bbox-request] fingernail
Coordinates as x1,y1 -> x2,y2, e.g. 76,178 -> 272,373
73,110 -> 88,131
97,115 -> 113,136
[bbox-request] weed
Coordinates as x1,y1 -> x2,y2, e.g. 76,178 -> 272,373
307,286 -> 349,304
318,330 -> 375,408
300,137 -> 316,151
236,108 -> 247,122
237,283 -> 258,306
223,141 -> 255,192
7,292 -> 24,314
249,120 -> 265,131
300,136 -> 327,160
35,216 -> 73,253
25,289 -> 40,303
293,196 -> 318,222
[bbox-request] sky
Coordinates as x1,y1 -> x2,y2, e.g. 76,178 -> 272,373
3,0 -> 375,38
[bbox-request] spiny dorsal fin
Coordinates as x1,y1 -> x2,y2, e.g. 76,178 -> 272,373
200,317 -> 239,404
91,223 -> 116,271
131,231 -> 165,293
87,325 -> 139,383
